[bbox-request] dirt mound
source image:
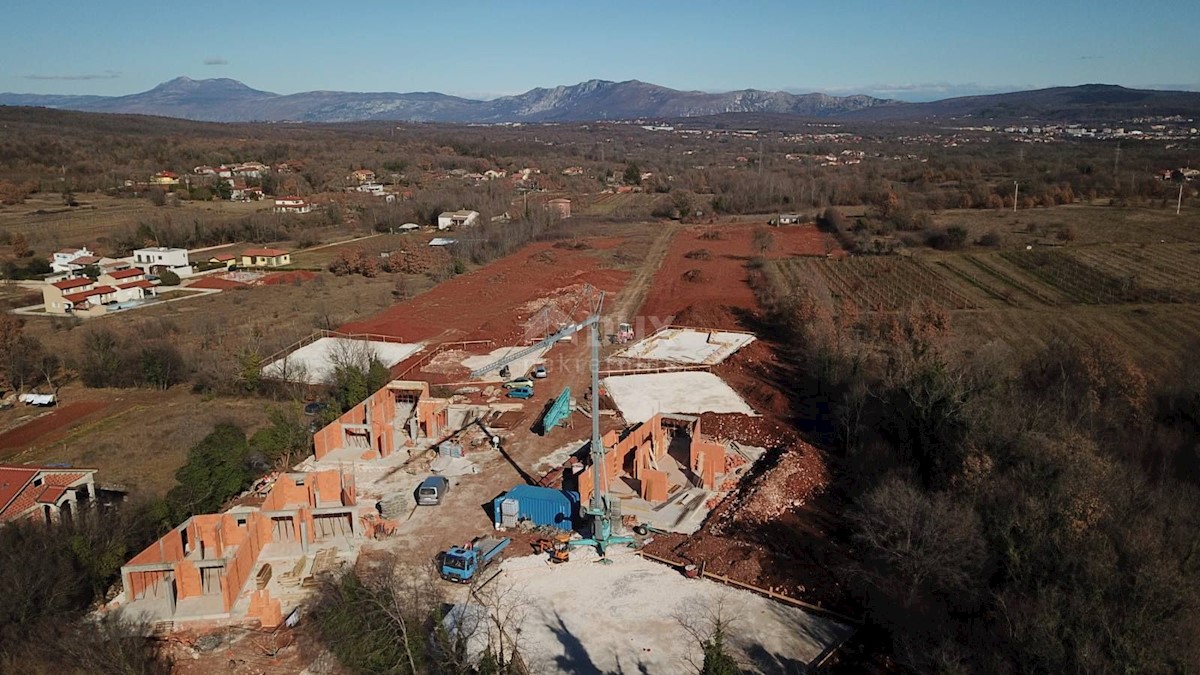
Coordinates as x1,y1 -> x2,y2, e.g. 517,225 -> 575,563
683,248 -> 712,260
669,303 -> 738,329
552,240 -> 592,250
386,247 -> 451,274
189,277 -> 249,291
261,270 -> 318,285
681,268 -> 707,283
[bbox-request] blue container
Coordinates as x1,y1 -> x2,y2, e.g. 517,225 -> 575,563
493,485 -> 579,531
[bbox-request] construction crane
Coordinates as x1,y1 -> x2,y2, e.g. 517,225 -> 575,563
466,285 -> 631,556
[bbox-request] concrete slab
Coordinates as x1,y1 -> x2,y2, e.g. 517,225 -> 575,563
262,337 -> 423,385
492,551 -> 853,674
616,328 -> 756,365
603,371 -> 756,424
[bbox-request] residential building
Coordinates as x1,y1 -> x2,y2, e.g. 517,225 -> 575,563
150,171 -> 180,186
776,213 -> 803,225
42,270 -> 155,316
133,247 -> 193,277
483,169 -> 507,180
0,464 -> 98,524
547,198 -> 572,219
209,253 -> 237,268
314,381 -> 455,462
241,248 -> 291,268
118,470 -> 360,629
349,169 -> 376,184
232,162 -> 268,178
562,166 -> 584,176
229,181 -> 263,201
436,209 -> 479,230
273,196 -> 312,214
193,165 -> 217,176
50,246 -> 97,274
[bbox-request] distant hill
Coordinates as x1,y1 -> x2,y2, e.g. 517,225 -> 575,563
2,77 -> 1197,124
847,84 -> 1200,122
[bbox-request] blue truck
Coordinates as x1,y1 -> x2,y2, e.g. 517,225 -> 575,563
439,536 -> 512,583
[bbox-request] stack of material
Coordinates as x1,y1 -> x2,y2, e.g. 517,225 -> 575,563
438,442 -> 464,458
278,556 -> 308,588
380,493 -> 408,519
303,548 -> 341,587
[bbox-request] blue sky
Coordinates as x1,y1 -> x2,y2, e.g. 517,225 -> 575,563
3,0 -> 1196,101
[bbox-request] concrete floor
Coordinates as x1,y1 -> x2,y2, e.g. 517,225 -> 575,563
616,328 -> 755,365
490,551 -> 853,674
261,337 -> 424,384
603,371 -> 756,424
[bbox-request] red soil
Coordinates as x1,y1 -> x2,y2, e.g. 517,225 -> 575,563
261,270 -> 318,285
189,277 -> 249,291
339,242 -> 629,344
0,400 -> 110,455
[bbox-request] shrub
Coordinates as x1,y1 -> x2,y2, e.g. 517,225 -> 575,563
157,269 -> 180,286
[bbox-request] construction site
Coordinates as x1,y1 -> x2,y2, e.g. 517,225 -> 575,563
102,224 -> 850,673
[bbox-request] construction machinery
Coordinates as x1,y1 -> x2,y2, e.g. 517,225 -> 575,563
439,536 -> 511,583
468,285 -> 632,557
541,387 -> 572,431
531,531 -> 572,564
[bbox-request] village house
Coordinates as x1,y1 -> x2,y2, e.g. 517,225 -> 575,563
0,464 -> 98,525
241,248 -> 291,268
150,171 -> 180,186
193,165 -> 217,176
50,246 -> 98,274
133,247 -> 193,278
232,162 -> 268,178
229,180 -> 264,201
547,198 -> 572,219
436,209 -> 480,230
209,253 -> 237,269
562,166 -> 585,176
349,169 -> 376,184
42,269 -> 156,316
483,169 -> 507,180
273,196 -> 312,214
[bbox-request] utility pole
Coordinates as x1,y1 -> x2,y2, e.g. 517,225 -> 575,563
1013,181 -> 1019,212
1113,141 -> 1121,189
1178,181 -> 1185,215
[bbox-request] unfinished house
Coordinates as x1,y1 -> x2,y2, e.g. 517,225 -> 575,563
313,380 -> 489,462
119,470 -> 359,629
575,413 -> 726,505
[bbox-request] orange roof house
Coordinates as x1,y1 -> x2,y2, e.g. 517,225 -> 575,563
0,464 -> 98,524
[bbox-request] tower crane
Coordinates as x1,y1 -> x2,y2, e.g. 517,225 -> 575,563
467,285 -> 632,556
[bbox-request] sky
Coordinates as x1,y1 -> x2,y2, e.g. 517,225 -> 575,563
3,0 -> 1197,101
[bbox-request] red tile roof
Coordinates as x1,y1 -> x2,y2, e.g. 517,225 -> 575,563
211,253 -> 236,261
244,248 -> 289,257
0,466 -> 91,521
106,268 -> 144,280
63,285 -> 116,304
117,280 -> 155,290
52,277 -> 93,291
72,256 -> 101,265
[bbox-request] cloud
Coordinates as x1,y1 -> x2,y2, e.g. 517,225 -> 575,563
23,70 -> 120,81
203,57 -> 228,66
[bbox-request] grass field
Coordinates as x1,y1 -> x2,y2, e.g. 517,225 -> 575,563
771,204 -> 1200,367
0,193 -> 267,254
929,202 -> 1200,247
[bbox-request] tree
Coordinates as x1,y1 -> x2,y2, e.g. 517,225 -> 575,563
140,342 -> 185,390
752,227 -> 774,257
166,424 -> 254,519
10,233 -> 30,259
250,405 -> 311,467
157,269 -> 180,286
78,328 -> 123,388
623,162 -> 642,186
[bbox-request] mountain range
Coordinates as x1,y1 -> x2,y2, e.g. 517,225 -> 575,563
3,77 -> 1198,124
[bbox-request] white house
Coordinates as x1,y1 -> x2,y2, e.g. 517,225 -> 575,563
133,247 -> 193,278
436,210 -> 479,230
274,196 -> 312,214
50,246 -> 100,274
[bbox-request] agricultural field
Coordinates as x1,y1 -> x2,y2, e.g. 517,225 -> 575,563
770,231 -> 1200,367
928,202 -> 1200,247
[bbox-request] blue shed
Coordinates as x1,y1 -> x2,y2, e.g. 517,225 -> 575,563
493,485 -> 578,531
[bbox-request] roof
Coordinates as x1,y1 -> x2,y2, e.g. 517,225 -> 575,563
106,268 -> 144,280
211,253 -> 236,261
244,248 -> 289,257
56,247 -> 83,255
548,198 -> 571,203
0,465 -> 93,520
118,279 -> 155,290
51,277 -> 93,291
72,256 -> 101,265
63,285 -> 116,303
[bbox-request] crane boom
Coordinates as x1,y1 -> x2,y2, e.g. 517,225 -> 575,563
467,313 -> 601,380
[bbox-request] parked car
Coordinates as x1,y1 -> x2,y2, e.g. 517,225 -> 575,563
531,364 -> 548,379
503,378 -> 535,390
417,476 -> 450,505
506,386 -> 535,400
303,401 -> 328,417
